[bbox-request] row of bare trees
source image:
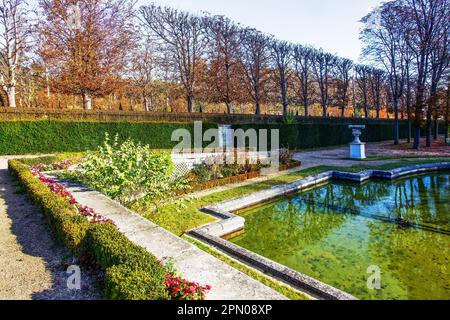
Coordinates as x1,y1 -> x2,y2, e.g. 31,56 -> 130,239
0,0 -> 448,143
360,0 -> 449,148
140,4 -> 396,118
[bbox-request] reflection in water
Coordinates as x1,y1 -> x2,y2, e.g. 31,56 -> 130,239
231,173 -> 450,300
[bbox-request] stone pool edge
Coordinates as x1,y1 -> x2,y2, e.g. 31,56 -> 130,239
188,162 -> 450,301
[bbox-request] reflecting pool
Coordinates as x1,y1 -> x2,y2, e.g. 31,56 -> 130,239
231,173 -> 450,300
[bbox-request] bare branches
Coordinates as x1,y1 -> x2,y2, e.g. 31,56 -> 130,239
292,45 -> 315,116
239,28 -> 271,115
312,49 -> 336,116
0,0 -> 31,108
270,39 -> 292,115
140,4 -> 208,112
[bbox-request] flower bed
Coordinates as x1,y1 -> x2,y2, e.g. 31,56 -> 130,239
9,158 -> 211,300
30,166 -> 114,224
189,160 -> 301,192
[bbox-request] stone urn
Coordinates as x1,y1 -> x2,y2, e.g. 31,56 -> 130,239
349,125 -> 366,159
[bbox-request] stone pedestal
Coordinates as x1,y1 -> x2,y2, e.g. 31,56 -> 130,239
350,143 -> 366,159
348,125 -> 366,160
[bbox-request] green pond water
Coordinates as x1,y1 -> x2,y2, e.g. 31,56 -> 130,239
231,173 -> 450,300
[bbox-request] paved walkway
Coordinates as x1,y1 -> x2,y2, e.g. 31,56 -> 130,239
51,177 -> 286,300
0,157 -> 100,300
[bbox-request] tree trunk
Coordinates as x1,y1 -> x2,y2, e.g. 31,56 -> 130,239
413,91 -> 425,150
426,106 -> 432,147
433,118 -> 438,140
226,100 -> 233,114
304,98 -> 309,117
406,84 -> 412,144
322,102 -> 327,117
445,85 -> 449,142
6,86 -> 16,108
144,96 -> 150,112
407,114 -> 412,144
187,95 -> 193,113
165,94 -> 170,112
281,81 -> 288,116
255,101 -> 261,115
83,93 -> 92,110
393,96 -> 399,145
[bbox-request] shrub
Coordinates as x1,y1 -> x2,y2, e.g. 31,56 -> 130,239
105,264 -> 169,300
74,134 -> 187,206
8,159 -> 90,254
86,223 -> 166,274
279,148 -> 294,165
191,165 -> 213,183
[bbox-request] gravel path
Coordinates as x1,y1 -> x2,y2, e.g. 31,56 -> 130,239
0,157 -> 101,300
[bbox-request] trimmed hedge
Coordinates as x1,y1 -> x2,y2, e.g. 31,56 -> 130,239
235,122 -> 414,149
1,119 -> 445,155
8,158 -> 168,300
105,264 -> 169,300
86,223 -> 166,274
0,120 -> 218,155
9,159 -> 90,254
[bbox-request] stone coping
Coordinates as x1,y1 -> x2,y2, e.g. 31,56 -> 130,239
189,162 -> 450,300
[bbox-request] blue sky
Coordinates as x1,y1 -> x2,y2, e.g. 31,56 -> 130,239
28,0 -> 384,61
141,0 -> 384,61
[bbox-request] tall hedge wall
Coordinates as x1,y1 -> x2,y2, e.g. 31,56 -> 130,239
0,121 -> 217,155
0,119 -> 441,155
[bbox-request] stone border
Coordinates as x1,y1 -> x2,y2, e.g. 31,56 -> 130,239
189,162 -> 450,300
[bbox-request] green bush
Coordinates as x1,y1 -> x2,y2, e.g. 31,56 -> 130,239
104,265 -> 169,300
86,223 -> 166,273
8,159 -> 90,254
74,134 -> 186,206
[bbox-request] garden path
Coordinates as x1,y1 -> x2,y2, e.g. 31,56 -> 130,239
0,157 -> 101,300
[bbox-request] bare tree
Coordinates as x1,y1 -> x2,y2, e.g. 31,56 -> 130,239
203,15 -> 241,114
0,0 -> 30,108
361,1 -> 407,144
129,40 -> 157,112
312,49 -> 335,117
402,0 -> 449,148
427,19 -> 449,144
369,68 -> 384,119
292,45 -> 314,117
141,5 -> 207,112
334,57 -> 353,117
270,39 -> 292,115
239,28 -> 271,115
355,65 -> 371,118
